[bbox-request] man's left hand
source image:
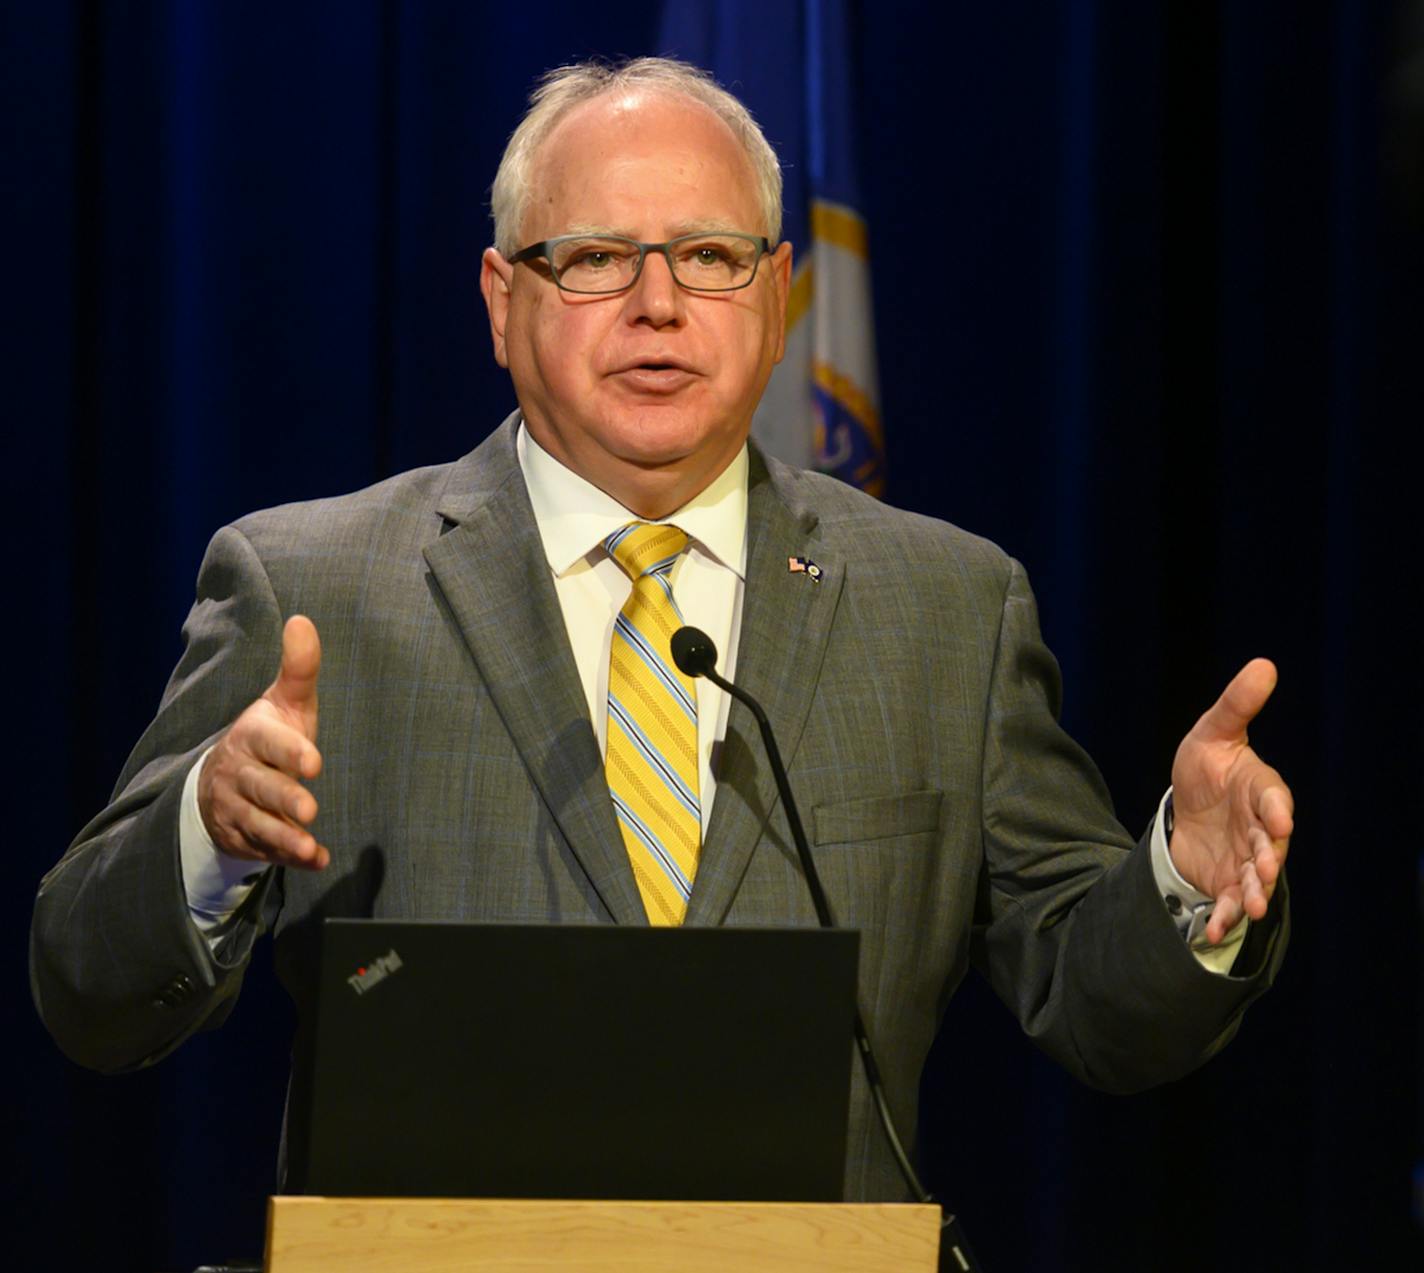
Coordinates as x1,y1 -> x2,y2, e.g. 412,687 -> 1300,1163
1168,658 -> 1295,945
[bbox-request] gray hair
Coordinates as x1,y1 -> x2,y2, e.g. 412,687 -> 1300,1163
490,56 -> 784,256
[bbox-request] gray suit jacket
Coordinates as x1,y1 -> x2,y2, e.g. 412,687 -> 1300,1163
32,415 -> 1286,1201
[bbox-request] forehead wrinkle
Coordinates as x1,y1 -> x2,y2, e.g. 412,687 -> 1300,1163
550,219 -> 751,242
557,222 -> 639,239
664,218 -> 746,237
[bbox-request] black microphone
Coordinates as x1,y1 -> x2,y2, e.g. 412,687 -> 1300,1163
672,626 -> 988,1270
667,625 -> 718,679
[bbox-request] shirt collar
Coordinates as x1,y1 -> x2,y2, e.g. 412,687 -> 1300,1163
517,420 -> 748,579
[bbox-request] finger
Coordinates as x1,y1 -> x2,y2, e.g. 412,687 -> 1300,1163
1206,892 -> 1244,945
234,761 -> 319,825
235,804 -> 331,870
1239,855 -> 1269,919
241,712 -> 323,780
1247,826 -> 1283,890
1192,657 -> 1278,744
268,615 -> 322,725
1253,778 -> 1295,840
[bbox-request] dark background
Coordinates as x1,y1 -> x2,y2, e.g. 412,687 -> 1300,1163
6,2 -> 1422,1270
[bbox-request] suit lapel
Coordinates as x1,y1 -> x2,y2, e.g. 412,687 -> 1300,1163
684,451 -> 844,926
422,420 -> 646,926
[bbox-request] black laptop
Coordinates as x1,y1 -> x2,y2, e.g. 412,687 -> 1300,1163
287,920 -> 860,1202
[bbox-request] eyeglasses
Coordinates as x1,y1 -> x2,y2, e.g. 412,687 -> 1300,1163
508,233 -> 773,294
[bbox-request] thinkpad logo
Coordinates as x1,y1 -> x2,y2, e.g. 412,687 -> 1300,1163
346,948 -> 403,996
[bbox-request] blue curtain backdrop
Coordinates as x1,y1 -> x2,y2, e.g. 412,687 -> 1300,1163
6,3 -> 1422,1270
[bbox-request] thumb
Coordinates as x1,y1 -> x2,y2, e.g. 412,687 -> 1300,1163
268,614 -> 321,730
1192,657 -> 1278,744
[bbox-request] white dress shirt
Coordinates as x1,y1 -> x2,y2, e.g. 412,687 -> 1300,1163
178,422 -> 1244,972
516,422 -> 747,837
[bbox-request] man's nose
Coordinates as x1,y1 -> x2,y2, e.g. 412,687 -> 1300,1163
624,248 -> 685,326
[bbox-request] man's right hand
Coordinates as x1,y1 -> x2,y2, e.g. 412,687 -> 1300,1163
197,614 -> 330,870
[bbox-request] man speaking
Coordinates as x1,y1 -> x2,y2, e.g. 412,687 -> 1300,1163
32,57 -> 1292,1203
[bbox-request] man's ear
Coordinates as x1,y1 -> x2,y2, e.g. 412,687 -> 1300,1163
480,247 -> 514,368
770,240 -> 793,365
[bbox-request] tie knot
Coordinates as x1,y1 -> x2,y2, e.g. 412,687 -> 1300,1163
605,522 -> 689,580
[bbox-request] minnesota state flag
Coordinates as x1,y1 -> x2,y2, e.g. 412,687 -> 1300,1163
659,0 -> 885,494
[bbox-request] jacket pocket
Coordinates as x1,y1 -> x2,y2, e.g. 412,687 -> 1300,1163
811,789 -> 943,846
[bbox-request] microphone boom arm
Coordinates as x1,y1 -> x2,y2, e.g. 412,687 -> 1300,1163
696,663 -> 836,930
670,626 -> 984,1268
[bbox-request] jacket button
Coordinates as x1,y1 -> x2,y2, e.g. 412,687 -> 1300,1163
152,974 -> 195,1008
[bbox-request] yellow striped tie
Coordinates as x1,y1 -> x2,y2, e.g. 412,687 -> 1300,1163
604,522 -> 700,925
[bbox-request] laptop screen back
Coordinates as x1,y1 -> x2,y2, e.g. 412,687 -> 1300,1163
289,920 -> 859,1202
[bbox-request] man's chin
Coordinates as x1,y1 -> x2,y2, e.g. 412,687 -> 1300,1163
616,443 -> 702,472
599,410 -> 729,469
595,427 -> 745,516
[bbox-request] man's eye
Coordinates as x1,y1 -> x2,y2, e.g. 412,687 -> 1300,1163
679,244 -> 731,266
558,241 -> 635,272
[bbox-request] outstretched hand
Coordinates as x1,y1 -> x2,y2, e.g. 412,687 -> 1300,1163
197,615 -> 329,870
1168,658 -> 1294,944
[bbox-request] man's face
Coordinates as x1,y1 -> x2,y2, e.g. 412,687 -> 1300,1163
481,91 -> 792,518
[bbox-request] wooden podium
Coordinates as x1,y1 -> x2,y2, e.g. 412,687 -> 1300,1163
264,1196 -> 942,1272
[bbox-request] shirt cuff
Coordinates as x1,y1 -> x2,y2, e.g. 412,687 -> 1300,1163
1150,787 -> 1249,975
180,746 -> 268,931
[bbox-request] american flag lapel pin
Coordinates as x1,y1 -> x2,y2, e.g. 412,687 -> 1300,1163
787,556 -> 823,582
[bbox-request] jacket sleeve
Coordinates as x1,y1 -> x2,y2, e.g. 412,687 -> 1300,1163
30,526 -> 285,1073
972,558 -> 1288,1093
